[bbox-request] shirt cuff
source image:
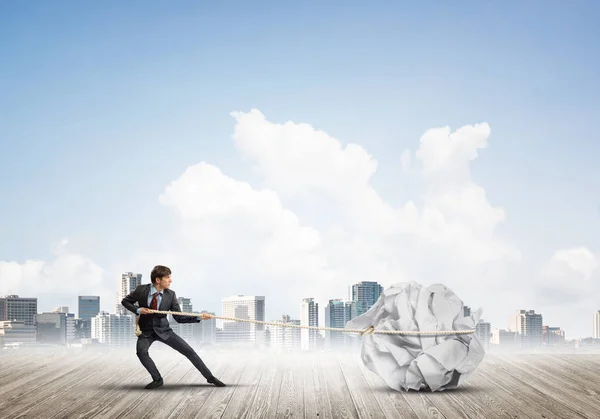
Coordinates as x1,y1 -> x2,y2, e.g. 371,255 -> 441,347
136,308 -> 141,314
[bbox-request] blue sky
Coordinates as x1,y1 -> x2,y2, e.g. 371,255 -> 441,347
1,1 -> 599,337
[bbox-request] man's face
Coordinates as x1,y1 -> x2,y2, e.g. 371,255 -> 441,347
156,275 -> 172,289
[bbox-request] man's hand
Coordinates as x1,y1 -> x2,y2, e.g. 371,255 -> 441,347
139,308 -> 152,315
200,313 -> 212,320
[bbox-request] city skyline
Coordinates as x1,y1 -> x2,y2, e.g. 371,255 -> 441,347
1,276 -> 597,342
1,2 -> 599,340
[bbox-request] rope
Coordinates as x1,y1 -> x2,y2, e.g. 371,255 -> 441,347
135,309 -> 475,337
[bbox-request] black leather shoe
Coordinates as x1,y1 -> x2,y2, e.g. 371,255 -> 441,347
145,378 -> 164,389
207,376 -> 226,387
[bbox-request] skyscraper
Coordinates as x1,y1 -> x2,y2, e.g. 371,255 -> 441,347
91,311 -> 135,346
192,311 -> 216,345
325,299 -> 353,349
542,326 -> 565,345
594,311 -> 600,339
509,309 -> 543,349
301,297 -> 318,351
78,296 -> 100,339
349,281 -> 383,318
52,306 -> 75,342
269,314 -> 301,351
169,297 -> 194,341
36,312 -> 67,344
0,295 -> 38,326
221,295 -> 265,344
78,296 -> 100,320
475,319 -> 491,350
116,272 -> 142,315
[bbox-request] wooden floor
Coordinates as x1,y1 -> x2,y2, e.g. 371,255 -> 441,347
0,348 -> 599,419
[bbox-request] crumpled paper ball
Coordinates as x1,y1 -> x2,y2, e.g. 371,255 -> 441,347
346,282 -> 485,392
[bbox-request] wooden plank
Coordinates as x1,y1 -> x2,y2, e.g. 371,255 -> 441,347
1,350 -> 600,419
132,351 -> 226,419
139,364 -> 204,418
190,353 -> 249,419
0,354 -> 103,414
338,353 -> 407,419
426,385 -> 502,419
459,375 -> 535,419
0,353 -> 95,395
484,356 -> 590,419
541,355 -> 600,389
0,352 -> 62,380
356,358 -> 445,419
422,360 -> 510,419
0,355 -> 106,418
527,354 -> 600,391
275,353 -> 305,418
492,355 -> 600,415
168,354 -> 232,419
560,354 -> 600,374
238,351 -> 285,419
320,353 -> 360,419
219,353 -> 266,419
49,357 -> 155,419
83,354 -> 186,418
303,352 -> 334,419
471,360 -> 555,419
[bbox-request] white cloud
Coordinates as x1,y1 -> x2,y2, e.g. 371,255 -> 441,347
231,109 -> 518,264
540,247 -> 599,297
548,247 -> 598,280
157,162 -> 338,304
231,109 -> 378,198
415,124 -> 490,182
0,239 -> 112,313
528,246 -> 599,339
144,110 -> 528,330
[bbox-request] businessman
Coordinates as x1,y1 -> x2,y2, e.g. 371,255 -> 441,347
121,265 -> 226,389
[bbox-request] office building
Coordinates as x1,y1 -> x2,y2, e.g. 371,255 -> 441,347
116,272 -> 142,315
475,319 -> 491,349
301,298 -> 319,351
325,299 -> 353,349
221,295 -> 265,345
36,312 -> 67,344
0,295 -> 38,326
542,326 -> 565,345
509,310 -> 543,348
91,311 -> 135,346
0,320 -> 36,344
269,314 -> 301,351
78,296 -> 100,320
349,281 -> 383,317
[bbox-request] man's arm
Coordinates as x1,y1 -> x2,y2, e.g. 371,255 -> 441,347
121,285 -> 142,315
170,291 -> 201,324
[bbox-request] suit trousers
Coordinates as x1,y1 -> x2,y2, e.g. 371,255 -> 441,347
136,331 -> 213,381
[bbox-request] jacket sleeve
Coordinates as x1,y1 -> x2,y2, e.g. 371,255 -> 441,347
170,291 -> 201,323
121,285 -> 141,315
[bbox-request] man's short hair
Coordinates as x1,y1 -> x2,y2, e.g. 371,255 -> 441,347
151,265 -> 171,284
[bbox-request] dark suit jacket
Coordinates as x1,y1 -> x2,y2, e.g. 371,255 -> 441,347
121,284 -> 200,339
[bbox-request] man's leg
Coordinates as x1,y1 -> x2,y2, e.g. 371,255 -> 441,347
136,333 -> 161,382
159,332 -> 216,380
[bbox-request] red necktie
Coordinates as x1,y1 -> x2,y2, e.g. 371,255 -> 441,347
150,292 -> 159,310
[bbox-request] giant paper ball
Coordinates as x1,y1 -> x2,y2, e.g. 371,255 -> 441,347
346,282 -> 485,392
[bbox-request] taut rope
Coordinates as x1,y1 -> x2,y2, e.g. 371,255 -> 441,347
135,309 -> 475,337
